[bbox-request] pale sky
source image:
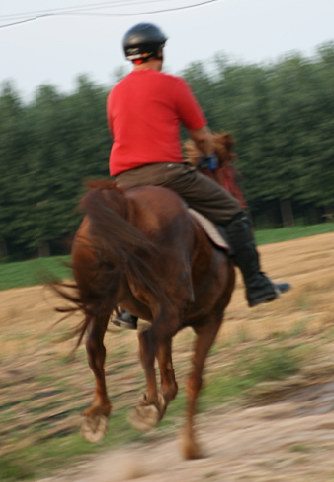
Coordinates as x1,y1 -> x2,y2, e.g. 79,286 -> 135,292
1,0 -> 333,98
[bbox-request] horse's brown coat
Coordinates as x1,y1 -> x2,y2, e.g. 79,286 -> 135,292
61,178 -> 235,458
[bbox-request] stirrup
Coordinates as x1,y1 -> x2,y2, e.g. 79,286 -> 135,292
112,311 -> 138,330
275,282 -> 290,294
248,280 -> 291,307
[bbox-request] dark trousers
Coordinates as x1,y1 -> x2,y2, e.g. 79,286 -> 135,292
115,162 -> 242,225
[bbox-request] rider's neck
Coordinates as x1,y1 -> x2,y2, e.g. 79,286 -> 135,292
133,59 -> 163,72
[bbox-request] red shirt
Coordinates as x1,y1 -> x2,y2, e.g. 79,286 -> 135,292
107,69 -> 206,175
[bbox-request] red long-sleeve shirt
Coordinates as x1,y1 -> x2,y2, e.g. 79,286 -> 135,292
107,69 -> 206,176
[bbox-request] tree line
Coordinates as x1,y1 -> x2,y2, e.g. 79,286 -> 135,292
0,43 -> 333,260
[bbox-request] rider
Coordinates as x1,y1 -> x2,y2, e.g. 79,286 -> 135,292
108,22 -> 290,328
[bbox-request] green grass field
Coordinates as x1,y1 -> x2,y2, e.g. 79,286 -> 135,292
0,256 -> 71,291
254,223 -> 334,245
0,223 -> 333,292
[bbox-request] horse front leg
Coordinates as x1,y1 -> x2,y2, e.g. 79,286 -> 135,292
81,311 -> 111,443
181,317 -> 222,460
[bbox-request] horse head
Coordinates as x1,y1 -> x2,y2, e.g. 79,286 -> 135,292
184,130 -> 236,167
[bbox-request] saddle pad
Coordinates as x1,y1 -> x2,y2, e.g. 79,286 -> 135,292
188,209 -> 230,251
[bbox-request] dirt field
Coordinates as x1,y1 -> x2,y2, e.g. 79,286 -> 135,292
1,232 -> 334,481
38,381 -> 334,482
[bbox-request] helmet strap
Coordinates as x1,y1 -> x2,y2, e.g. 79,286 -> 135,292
131,52 -> 163,65
130,46 -> 164,65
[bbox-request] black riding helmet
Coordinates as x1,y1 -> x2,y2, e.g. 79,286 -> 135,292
122,23 -> 167,61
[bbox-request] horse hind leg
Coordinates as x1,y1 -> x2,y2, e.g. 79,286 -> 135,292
128,327 -> 165,432
181,315 -> 222,460
130,335 -> 179,431
129,308 -> 179,432
81,310 -> 112,443
157,337 -> 178,406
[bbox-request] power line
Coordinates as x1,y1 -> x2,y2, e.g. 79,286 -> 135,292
0,0 -> 220,20
64,0 -> 221,16
0,15 -> 51,29
0,0 -> 176,20
0,0 -> 222,29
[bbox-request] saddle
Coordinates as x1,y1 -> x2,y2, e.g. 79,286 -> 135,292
188,209 -> 230,252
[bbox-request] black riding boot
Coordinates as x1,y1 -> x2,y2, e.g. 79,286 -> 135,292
223,213 -> 290,307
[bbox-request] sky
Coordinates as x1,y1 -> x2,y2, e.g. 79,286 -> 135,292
1,0 -> 334,98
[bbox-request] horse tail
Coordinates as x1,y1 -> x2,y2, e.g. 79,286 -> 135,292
80,184 -> 165,306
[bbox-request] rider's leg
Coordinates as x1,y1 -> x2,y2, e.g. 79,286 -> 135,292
143,164 -> 291,305
114,162 -> 290,311
222,213 -> 290,306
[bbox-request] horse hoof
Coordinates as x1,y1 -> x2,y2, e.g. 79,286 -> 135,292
128,393 -> 165,432
180,432 -> 204,460
128,403 -> 160,432
181,442 -> 204,460
81,415 -> 108,443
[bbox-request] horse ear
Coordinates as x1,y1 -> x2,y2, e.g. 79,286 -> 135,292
215,132 -> 235,158
223,134 -> 237,162
212,132 -> 222,152
224,133 -> 234,151
212,132 -> 227,161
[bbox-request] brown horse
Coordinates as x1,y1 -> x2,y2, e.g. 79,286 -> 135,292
61,178 -> 235,459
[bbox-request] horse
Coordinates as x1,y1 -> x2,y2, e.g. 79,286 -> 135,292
58,171 -> 236,459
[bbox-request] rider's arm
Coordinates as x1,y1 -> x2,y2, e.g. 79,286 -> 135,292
188,126 -> 214,158
173,78 -> 215,160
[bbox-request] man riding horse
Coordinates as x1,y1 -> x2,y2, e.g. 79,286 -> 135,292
108,22 -> 290,328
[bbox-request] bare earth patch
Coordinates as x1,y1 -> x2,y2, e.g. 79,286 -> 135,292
38,387 -> 334,482
1,232 -> 334,481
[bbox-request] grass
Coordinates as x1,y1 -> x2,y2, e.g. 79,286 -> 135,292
0,224 -> 333,292
255,223 -> 334,245
0,409 -> 143,482
0,342 -> 302,482
200,345 -> 299,408
288,443 -> 311,453
0,256 -> 70,291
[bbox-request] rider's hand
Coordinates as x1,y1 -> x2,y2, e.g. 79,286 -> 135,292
199,154 -> 219,171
